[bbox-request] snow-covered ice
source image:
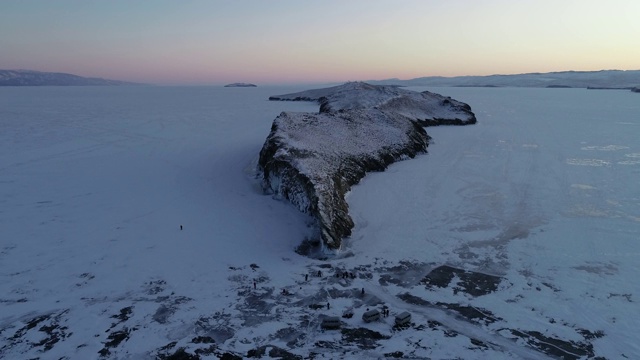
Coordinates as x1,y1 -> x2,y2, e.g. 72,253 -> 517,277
1,85 -> 639,359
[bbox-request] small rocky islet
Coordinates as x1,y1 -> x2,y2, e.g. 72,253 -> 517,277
258,82 -> 476,252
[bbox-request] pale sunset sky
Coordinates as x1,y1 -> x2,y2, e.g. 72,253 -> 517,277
1,0 -> 638,85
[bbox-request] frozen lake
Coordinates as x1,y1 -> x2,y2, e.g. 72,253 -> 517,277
1,85 -> 638,359
352,86 -> 640,274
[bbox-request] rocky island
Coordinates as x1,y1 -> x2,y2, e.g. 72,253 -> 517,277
224,82 -> 257,87
258,82 -> 476,253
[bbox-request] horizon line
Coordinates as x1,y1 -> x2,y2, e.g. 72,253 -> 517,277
2,68 -> 640,87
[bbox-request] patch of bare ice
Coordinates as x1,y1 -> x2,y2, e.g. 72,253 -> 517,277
574,262 -> 618,276
570,184 -> 596,190
565,204 -> 613,218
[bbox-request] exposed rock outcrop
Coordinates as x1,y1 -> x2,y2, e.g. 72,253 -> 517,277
258,82 -> 475,252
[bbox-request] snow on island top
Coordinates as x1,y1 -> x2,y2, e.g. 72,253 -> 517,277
259,82 -> 476,253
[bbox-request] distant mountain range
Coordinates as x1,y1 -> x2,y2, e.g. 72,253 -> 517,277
0,70 -> 141,86
4,69 -> 639,89
370,70 -> 640,90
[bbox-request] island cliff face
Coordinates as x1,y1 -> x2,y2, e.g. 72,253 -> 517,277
258,82 -> 476,252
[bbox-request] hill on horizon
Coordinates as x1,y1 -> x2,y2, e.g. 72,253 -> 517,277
370,69 -> 640,89
0,69 -> 142,86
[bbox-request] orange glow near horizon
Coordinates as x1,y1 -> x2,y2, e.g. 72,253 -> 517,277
1,0 -> 639,85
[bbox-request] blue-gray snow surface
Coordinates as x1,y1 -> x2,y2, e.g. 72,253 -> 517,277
0,85 -> 639,359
